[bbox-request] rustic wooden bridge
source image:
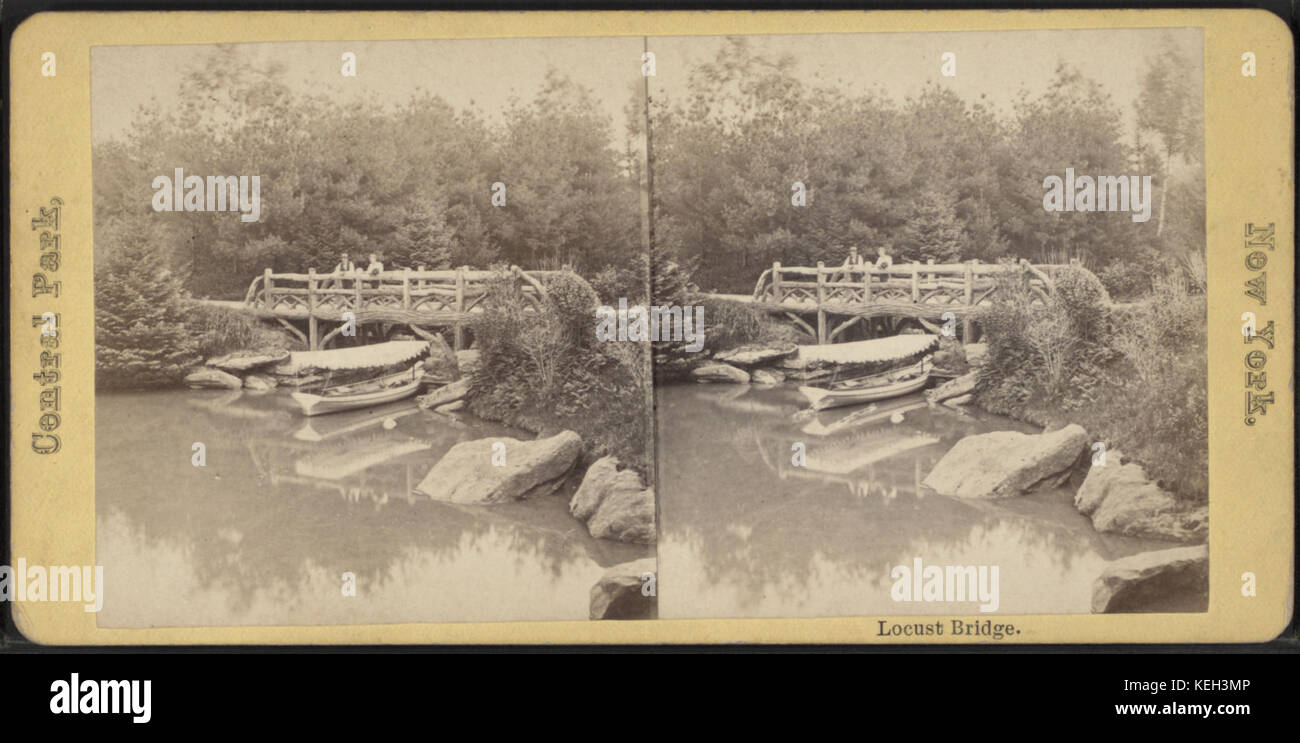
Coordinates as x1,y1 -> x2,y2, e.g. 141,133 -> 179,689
238,266 -> 554,351
744,258 -> 1074,344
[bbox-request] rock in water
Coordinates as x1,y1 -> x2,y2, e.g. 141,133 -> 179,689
922,424 -> 1088,499
184,368 -> 243,390
418,378 -> 469,409
570,456 -> 656,544
1077,460 -> 1208,543
415,431 -> 582,504
750,368 -> 786,386
243,374 -> 277,392
590,558 -> 658,620
691,362 -> 750,384
927,371 -> 977,403
205,349 -> 290,373
1092,545 -> 1209,613
712,343 -> 797,366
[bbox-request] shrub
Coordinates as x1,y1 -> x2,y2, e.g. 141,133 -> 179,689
469,268 -> 650,474
976,264 -> 1207,502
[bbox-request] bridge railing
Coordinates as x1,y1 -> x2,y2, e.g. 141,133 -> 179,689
752,259 -> 1066,307
243,266 -> 556,315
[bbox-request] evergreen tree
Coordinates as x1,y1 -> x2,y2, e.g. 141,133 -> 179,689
95,219 -> 201,389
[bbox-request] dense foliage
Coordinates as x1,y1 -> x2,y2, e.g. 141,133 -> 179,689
651,39 -> 1205,293
94,51 -> 640,301
468,269 -> 651,474
976,265 -> 1207,502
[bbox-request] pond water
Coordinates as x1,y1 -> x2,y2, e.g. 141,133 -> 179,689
95,390 -> 649,628
655,383 -> 1190,619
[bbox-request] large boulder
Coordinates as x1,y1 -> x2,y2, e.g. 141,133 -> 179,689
922,424 -> 1088,499
205,349 -> 290,373
184,367 -> 243,390
712,343 -> 797,367
590,558 -> 658,620
1092,545 -> 1209,613
570,457 -> 656,544
415,431 -> 582,504
1079,460 -> 1208,543
691,362 -> 750,384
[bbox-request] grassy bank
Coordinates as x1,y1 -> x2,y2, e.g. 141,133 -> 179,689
975,265 -> 1208,502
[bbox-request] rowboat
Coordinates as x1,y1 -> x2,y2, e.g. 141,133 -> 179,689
290,363 -> 423,416
797,356 -> 932,411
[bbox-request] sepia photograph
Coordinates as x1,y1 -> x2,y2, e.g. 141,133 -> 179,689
90,37 -> 657,626
647,29 -> 1209,620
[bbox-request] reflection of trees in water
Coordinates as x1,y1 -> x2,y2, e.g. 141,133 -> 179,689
98,391 -> 646,615
659,385 -> 1103,602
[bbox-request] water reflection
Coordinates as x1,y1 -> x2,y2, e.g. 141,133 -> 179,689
657,384 -> 1176,619
96,390 -> 649,627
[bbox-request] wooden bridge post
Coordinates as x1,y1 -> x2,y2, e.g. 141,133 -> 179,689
454,268 -> 466,351
910,262 -> 920,303
771,262 -> 782,302
402,269 -> 412,309
962,262 -> 973,341
863,262 -> 872,304
263,268 -> 274,309
307,268 -> 319,351
815,261 -> 827,345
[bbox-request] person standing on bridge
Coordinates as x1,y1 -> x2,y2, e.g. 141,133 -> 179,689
364,253 -> 385,290
873,245 -> 893,271
324,252 -> 356,290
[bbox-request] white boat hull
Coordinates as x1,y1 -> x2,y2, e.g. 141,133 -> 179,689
291,364 -> 423,416
799,372 -> 931,411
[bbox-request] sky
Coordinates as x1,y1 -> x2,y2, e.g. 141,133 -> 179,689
91,27 -> 1201,145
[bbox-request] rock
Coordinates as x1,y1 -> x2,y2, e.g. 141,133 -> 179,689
570,457 -> 656,544
944,394 -> 972,407
1081,460 -> 1208,543
455,350 -> 481,377
243,374 -> 277,392
964,343 -> 989,368
922,424 -> 1088,499
750,368 -> 786,386
589,488 -> 656,544
590,558 -> 658,620
415,431 -> 582,504
712,343 -> 797,366
434,400 -> 465,414
205,349 -> 290,373
927,371 -> 978,403
184,367 -> 243,390
931,338 -> 968,373
418,378 -> 470,409
691,362 -> 750,384
1092,545 -> 1209,613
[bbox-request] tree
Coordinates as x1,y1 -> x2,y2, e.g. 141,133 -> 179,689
94,218 -> 202,388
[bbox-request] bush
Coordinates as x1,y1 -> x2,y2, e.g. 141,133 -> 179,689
95,240 -> 202,389
975,264 -> 1207,502
188,304 -> 299,359
469,268 -> 650,474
